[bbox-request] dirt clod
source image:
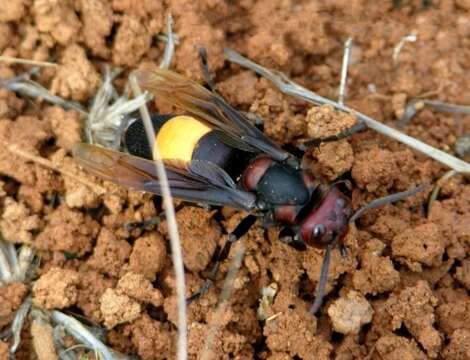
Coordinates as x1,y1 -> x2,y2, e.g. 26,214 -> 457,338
87,228 -> 132,278
442,329 -> 470,360
44,107 -> 81,152
117,272 -> 163,307
128,232 -> 166,281
306,105 -> 357,139
392,223 -> 445,271
36,204 -> 99,256
0,1 -> 469,359
125,314 -> 174,360
78,0 -> 113,58
0,197 -> 41,244
436,299 -> 470,336
33,0 -> 80,45
353,238 -> 400,295
385,281 -> 442,357
32,267 -> 80,309
0,282 -> 28,328
159,207 -> 220,272
77,270 -> 115,323
51,44 -> 101,101
308,140 -> 354,181
375,333 -> 427,360
328,290 -> 373,335
100,288 -> 141,329
112,15 -> 152,67
0,341 -> 8,359
264,308 -> 332,360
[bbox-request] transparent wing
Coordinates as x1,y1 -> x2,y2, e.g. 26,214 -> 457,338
73,143 -> 257,210
135,68 -> 290,161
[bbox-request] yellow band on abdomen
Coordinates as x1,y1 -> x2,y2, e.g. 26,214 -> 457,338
155,115 -> 211,162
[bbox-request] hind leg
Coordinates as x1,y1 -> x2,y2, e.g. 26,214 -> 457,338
187,214 -> 257,304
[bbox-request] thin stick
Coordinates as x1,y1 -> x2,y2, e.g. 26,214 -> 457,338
0,238 -> 14,283
427,170 -> 458,216
398,99 -> 470,127
338,38 -> 352,105
51,311 -> 114,360
0,55 -> 58,68
224,48 -> 470,174
3,142 -> 106,195
200,243 -> 246,360
10,297 -> 32,355
14,245 -> 35,283
392,34 -> 417,63
1,78 -> 87,115
160,15 -> 175,70
129,75 -> 187,360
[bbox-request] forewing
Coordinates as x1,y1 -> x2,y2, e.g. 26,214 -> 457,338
73,143 -> 256,210
135,68 -> 289,160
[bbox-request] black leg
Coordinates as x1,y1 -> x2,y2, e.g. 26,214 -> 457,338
187,214 -> 257,304
198,47 -> 217,91
309,242 -> 334,315
125,200 -> 202,232
298,122 -> 367,151
282,143 -> 306,159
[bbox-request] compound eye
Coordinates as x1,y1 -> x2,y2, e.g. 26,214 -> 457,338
313,224 -> 326,238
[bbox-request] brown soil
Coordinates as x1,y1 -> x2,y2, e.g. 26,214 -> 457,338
1,0 -> 470,359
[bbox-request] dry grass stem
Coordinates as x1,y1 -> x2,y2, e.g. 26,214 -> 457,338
398,99 -> 470,127
338,37 -> 352,105
160,15 -> 176,69
393,34 -> 417,63
1,77 -> 86,115
427,170 -> 459,216
225,48 -> 470,174
10,297 -> 32,355
129,75 -> 188,360
3,142 -> 106,195
200,243 -> 246,360
51,311 -> 115,360
0,55 -> 58,67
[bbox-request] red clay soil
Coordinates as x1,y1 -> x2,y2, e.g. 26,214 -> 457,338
1,1 -> 470,359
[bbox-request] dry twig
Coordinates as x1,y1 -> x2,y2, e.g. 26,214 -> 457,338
225,48 -> 470,174
0,55 -> 58,68
129,75 -> 188,360
200,243 -> 246,360
2,141 -> 106,195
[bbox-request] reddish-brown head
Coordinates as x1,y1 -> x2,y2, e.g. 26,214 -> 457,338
299,186 -> 352,248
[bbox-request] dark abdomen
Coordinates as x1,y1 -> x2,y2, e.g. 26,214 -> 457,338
124,114 -> 254,181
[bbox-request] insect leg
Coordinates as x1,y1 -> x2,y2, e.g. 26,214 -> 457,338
298,122 -> 367,150
186,214 -> 257,304
309,242 -> 335,315
198,47 -> 217,91
124,200 -> 188,232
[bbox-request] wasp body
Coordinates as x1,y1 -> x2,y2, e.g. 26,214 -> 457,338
74,65 -> 420,313
118,107 -> 352,249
